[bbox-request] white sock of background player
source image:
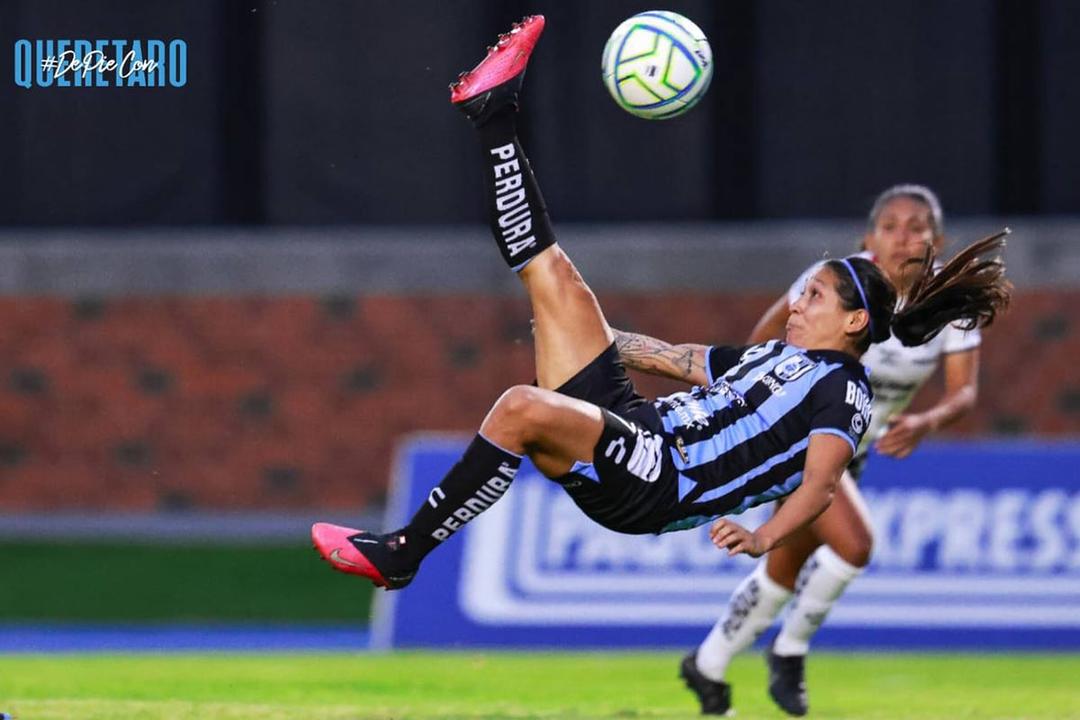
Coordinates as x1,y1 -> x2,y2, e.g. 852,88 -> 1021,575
772,544 -> 864,656
695,562 -> 793,681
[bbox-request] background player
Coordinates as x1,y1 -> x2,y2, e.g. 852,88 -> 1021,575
615,185 -> 987,716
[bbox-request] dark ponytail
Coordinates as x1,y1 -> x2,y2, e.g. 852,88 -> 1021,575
826,229 -> 1011,352
889,229 -> 1012,347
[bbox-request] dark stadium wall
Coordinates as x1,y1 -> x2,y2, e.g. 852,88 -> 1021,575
1,0 -> 1079,225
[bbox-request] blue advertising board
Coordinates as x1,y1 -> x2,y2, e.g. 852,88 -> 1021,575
374,436 -> 1080,650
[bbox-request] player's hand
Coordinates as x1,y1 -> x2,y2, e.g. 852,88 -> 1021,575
875,413 -> 932,458
709,518 -> 766,557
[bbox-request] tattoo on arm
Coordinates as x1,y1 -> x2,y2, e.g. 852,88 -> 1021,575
613,329 -> 709,384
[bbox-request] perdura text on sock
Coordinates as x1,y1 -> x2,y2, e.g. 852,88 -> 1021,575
430,461 -> 518,541
489,143 -> 538,260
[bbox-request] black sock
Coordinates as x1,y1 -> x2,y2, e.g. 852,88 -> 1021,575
397,434 -> 522,565
476,109 -> 556,271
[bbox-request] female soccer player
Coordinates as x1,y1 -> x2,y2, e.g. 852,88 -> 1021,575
616,185 -> 989,716
310,17 -> 1009,618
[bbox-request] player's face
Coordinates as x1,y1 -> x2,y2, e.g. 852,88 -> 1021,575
864,197 -> 939,289
786,268 -> 864,353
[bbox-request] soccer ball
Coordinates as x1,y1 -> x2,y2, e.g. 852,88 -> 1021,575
601,11 -> 713,119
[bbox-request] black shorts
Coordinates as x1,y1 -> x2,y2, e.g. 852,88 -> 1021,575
549,342 -> 647,416
550,343 -> 681,535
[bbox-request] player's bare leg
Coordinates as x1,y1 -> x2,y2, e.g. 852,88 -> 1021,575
449,15 -> 613,388
520,247 -> 615,388
763,525 -> 822,589
767,474 -> 873,586
478,385 -> 604,476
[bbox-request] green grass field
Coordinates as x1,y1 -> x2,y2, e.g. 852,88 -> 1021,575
2,651 -> 1078,720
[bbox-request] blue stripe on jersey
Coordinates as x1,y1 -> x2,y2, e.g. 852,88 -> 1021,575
692,437 -> 809,505
675,361 -> 843,471
661,469 -> 804,533
567,460 -> 600,483
726,470 -> 803,514
677,471 -> 698,502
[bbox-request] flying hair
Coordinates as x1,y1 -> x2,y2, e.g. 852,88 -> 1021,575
889,229 -> 1013,347
826,229 -> 1011,353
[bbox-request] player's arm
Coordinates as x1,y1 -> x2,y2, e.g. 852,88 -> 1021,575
876,347 -> 979,458
747,293 -> 791,343
709,434 -> 850,557
611,328 -> 711,386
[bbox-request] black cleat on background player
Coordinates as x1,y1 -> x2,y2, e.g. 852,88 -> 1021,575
767,643 -> 809,716
680,652 -> 733,716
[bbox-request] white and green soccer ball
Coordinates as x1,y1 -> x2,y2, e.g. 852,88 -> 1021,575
601,10 -> 713,119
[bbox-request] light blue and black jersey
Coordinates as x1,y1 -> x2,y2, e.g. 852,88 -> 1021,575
653,340 -> 872,531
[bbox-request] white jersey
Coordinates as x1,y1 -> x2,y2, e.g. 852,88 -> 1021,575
787,253 -> 980,458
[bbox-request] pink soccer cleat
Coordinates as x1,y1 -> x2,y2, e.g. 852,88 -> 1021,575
311,522 -> 416,590
450,15 -> 545,124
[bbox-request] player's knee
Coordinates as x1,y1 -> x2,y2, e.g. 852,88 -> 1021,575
558,255 -> 593,297
487,385 -> 550,440
836,525 -> 873,568
853,527 -> 874,567
531,247 -> 593,298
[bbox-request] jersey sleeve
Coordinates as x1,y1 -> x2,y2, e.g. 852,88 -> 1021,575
786,260 -> 826,307
808,368 -> 871,455
940,321 -> 981,354
706,345 -> 746,385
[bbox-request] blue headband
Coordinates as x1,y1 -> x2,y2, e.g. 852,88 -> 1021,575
839,257 -> 874,338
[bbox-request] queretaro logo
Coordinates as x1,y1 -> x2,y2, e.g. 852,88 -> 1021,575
14,38 -> 187,89
457,471 -> 1080,628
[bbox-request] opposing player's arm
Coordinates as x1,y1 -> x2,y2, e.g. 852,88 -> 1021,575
747,292 -> 791,344
612,328 -> 711,386
710,434 -> 851,557
876,347 -> 979,458
925,346 -> 979,429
